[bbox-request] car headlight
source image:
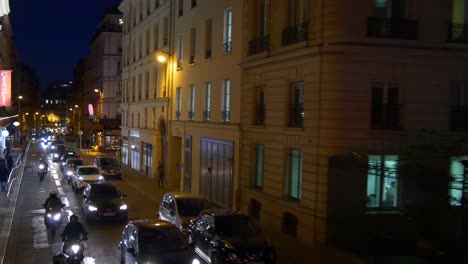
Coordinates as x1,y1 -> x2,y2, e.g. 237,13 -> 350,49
78,176 -> 83,181
54,153 -> 59,157
192,259 -> 200,264
39,164 -> 45,169
47,213 -> 52,218
67,171 -> 73,176
120,204 -> 128,210
53,213 -> 61,220
71,244 -> 81,254
51,146 -> 56,150
88,205 -> 98,211
98,175 -> 104,180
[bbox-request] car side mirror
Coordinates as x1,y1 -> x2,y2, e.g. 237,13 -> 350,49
127,248 -> 136,256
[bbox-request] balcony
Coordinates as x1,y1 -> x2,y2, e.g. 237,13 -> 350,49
188,111 -> 195,120
282,21 -> 309,46
203,110 -> 211,121
249,35 -> 270,55
367,17 -> 418,40
224,41 -> 232,53
448,23 -> 468,43
450,106 -> 468,131
222,110 -> 230,122
370,104 -> 402,130
254,104 -> 265,125
288,103 -> 303,128
175,111 -> 181,120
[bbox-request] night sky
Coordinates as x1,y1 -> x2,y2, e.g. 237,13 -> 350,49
9,0 -> 122,88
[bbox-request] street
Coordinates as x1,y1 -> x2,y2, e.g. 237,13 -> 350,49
3,141 -> 159,263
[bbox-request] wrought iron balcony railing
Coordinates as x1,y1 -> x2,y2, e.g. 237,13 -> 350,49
175,111 -> 181,120
188,111 -> 195,120
450,106 -> 468,131
367,17 -> 418,40
370,104 -> 402,130
222,110 -> 230,122
282,21 -> 309,46
224,41 -> 232,53
254,104 -> 265,125
448,23 -> 468,43
288,103 -> 304,128
203,110 -> 211,121
249,35 -> 270,55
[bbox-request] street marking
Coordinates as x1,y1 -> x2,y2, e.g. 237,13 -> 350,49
65,210 -> 73,220
83,257 -> 96,264
32,215 -> 49,249
58,187 -> 64,195
53,173 -> 59,180
55,180 -> 61,186
61,197 -> 70,207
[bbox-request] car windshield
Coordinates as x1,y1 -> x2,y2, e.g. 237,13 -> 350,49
215,215 -> 259,237
139,227 -> 188,252
176,198 -> 211,217
78,167 -> 100,175
100,158 -> 120,167
90,185 -> 120,198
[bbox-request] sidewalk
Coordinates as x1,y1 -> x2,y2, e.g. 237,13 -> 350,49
78,150 -> 364,264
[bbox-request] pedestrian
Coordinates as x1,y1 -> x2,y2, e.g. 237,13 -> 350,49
157,163 -> 165,188
0,159 -> 9,191
6,154 -> 13,174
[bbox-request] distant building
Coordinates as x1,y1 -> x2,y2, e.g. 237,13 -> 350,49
42,81 -> 72,130
81,5 -> 122,150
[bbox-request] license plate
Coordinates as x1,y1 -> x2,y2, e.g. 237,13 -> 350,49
103,213 -> 116,216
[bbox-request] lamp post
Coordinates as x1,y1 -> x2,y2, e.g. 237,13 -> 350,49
18,95 -> 23,133
156,51 -> 171,185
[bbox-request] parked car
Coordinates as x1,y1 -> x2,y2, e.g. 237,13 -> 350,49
60,150 -> 80,171
188,209 -> 276,264
158,192 -> 212,235
119,219 -> 200,264
63,158 -> 84,183
52,144 -> 67,162
81,183 -> 128,222
94,156 -> 121,179
71,165 -> 104,193
48,139 -> 64,152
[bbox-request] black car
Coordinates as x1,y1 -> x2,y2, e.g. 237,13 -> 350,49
81,183 -> 128,222
94,156 -> 121,179
52,144 -> 67,162
60,150 -> 80,171
119,219 -> 200,264
188,209 -> 276,264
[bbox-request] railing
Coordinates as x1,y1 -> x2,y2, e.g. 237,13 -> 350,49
203,110 -> 211,121
370,104 -> 402,130
188,111 -> 195,120
224,41 -> 232,53
175,111 -> 182,120
254,104 -> 265,125
282,21 -> 309,46
448,23 -> 468,43
222,110 -> 230,122
249,35 -> 270,55
288,103 -> 304,128
450,106 -> 468,131
367,17 -> 418,40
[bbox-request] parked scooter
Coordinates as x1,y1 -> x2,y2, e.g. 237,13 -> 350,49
43,201 -> 65,237
61,239 -> 85,264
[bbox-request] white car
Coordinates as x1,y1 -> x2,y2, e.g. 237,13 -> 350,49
71,165 -> 105,193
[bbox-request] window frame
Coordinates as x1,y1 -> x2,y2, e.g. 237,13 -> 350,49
366,155 -> 399,210
254,144 -> 265,189
223,8 -> 233,53
286,149 -> 303,201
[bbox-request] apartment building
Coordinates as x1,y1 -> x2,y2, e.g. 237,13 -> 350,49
170,0 -> 243,209
81,6 -> 123,150
119,0 -> 171,179
239,0 -> 468,254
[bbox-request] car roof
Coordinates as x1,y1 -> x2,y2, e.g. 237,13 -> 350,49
165,192 -> 206,199
130,219 -> 175,230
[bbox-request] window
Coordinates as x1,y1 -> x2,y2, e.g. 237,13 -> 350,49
204,82 -> 211,120
178,0 -> 183,16
222,79 -> 231,122
205,19 -> 212,59
154,23 -> 159,50
373,0 -> 406,18
449,0 -> 468,42
132,77 -> 136,101
147,0 -> 151,15
153,68 -> 158,98
139,34 -> 143,58
287,0 -> 309,25
248,199 -> 261,221
155,0 -> 159,9
145,71 -> 149,99
191,0 -> 197,8
249,0 -> 270,55
370,82 -> 401,130
288,82 -> 304,128
282,212 -> 298,237
189,85 -> 196,120
255,86 -> 265,125
449,156 -> 468,206
117,61 -> 121,74
450,82 -> 468,130
286,149 -> 302,200
176,87 -> 182,120
163,17 -> 169,45
138,74 -> 142,100
146,29 -> 150,55
177,34 -> 183,67
144,108 -> 148,128
223,8 -> 233,53
366,155 -> 399,209
254,144 -> 264,189
189,28 -> 196,64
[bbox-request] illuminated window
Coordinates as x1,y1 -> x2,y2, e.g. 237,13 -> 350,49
286,149 -> 302,200
449,156 -> 468,206
366,155 -> 399,209
223,8 -> 232,53
254,144 -> 264,189
222,79 -> 231,122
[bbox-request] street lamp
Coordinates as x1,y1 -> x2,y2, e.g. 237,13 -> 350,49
18,95 -> 23,131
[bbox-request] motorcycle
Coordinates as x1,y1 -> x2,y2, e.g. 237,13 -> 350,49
62,239 -> 85,264
38,163 -> 47,181
43,202 -> 65,237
